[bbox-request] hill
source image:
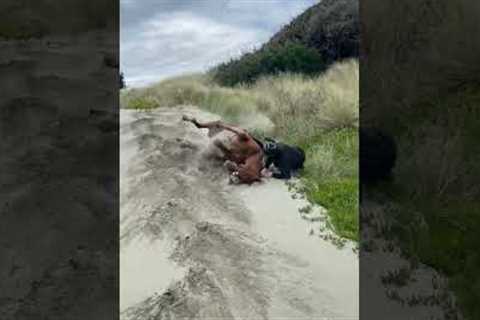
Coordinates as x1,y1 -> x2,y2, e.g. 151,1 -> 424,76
212,0 -> 359,86
269,0 -> 359,62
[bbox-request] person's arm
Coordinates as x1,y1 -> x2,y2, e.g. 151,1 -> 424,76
272,166 -> 291,179
264,155 -> 274,169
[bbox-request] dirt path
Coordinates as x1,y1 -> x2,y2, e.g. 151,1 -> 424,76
120,106 -> 359,319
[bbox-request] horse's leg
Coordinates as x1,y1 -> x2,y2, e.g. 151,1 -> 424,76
183,116 -> 227,137
182,116 -> 249,140
213,139 -> 235,160
223,160 -> 238,172
182,115 -> 219,129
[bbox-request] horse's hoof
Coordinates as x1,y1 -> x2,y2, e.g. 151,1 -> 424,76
182,115 -> 194,122
229,174 -> 240,184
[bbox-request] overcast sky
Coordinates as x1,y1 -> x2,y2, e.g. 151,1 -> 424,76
121,0 -> 318,87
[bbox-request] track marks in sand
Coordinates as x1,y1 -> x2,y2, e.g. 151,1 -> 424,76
124,222 -> 271,320
120,107 -> 358,319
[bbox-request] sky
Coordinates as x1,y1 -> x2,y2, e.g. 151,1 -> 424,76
121,0 -> 318,87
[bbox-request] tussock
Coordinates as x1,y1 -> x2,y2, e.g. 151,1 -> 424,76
121,59 -> 359,141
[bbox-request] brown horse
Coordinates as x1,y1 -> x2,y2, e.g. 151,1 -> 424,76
182,115 -> 266,184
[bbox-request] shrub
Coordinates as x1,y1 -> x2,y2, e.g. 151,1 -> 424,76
211,42 -> 326,86
124,96 -> 159,110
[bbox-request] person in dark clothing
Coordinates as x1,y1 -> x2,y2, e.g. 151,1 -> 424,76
260,137 -> 306,179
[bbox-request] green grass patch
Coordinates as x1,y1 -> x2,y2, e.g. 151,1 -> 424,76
301,129 -> 359,240
306,178 -> 359,240
125,96 -> 160,110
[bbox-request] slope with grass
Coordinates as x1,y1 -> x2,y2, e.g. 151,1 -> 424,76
121,60 -> 359,240
368,87 -> 480,319
362,0 -> 480,318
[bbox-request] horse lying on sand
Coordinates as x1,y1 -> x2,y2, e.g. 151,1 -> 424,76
182,115 -> 305,185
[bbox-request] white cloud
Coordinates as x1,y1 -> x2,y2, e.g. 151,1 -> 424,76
122,11 -> 268,87
121,0 -> 318,87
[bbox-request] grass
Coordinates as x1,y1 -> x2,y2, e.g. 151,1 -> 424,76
302,130 -> 358,240
121,59 -> 359,240
368,85 -> 480,319
363,1 -> 480,315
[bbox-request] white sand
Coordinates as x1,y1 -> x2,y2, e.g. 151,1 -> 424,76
238,180 -> 358,318
119,106 -> 359,319
120,237 -> 186,309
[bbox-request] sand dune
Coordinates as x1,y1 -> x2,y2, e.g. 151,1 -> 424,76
120,107 -> 359,319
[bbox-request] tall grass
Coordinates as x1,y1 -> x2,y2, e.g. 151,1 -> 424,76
362,0 -> 480,314
122,60 -> 358,138
375,87 -> 480,318
362,0 -> 480,130
121,60 -> 359,239
252,60 -> 358,143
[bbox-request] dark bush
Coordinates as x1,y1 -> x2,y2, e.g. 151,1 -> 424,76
119,72 -> 126,89
360,127 -> 397,185
211,42 -> 326,87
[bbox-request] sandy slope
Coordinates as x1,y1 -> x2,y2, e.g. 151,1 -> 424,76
0,31 -> 118,319
120,106 -> 359,319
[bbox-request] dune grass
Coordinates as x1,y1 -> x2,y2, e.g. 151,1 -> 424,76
371,86 -> 480,318
362,0 -> 480,317
121,60 -> 359,240
301,130 -> 358,240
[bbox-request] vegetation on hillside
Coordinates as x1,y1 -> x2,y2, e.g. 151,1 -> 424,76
368,87 -> 480,319
211,0 -> 358,87
121,60 -> 359,240
212,42 -> 326,86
